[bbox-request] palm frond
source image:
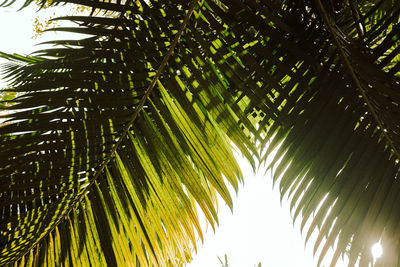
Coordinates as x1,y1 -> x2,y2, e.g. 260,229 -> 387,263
1,0 -> 400,266
0,1 -> 257,265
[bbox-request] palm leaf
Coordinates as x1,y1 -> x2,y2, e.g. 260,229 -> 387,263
0,1 -> 256,265
1,0 -> 400,266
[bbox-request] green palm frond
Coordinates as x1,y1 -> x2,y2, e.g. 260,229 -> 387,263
0,1 -> 256,265
1,0 -> 400,266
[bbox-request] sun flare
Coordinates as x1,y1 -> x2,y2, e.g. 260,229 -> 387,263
371,242 -> 383,259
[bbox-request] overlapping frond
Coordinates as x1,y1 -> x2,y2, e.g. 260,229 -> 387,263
0,0 -> 257,265
211,0 -> 400,266
1,0 -> 400,266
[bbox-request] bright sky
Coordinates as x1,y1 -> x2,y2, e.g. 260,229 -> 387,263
0,2 -> 380,267
189,152 -> 349,267
0,3 -> 35,88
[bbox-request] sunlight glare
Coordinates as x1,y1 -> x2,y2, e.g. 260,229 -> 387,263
371,241 -> 383,259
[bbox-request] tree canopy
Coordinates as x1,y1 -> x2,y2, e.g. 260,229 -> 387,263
0,0 -> 400,266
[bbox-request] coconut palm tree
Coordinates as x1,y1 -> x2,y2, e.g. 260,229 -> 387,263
0,0 -> 399,266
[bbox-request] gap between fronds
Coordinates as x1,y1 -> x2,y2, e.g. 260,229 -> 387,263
18,0 -> 200,262
315,0 -> 400,161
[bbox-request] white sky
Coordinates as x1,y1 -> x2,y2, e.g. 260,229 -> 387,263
0,3 -> 35,88
189,152 -> 348,267
0,2 -> 374,267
